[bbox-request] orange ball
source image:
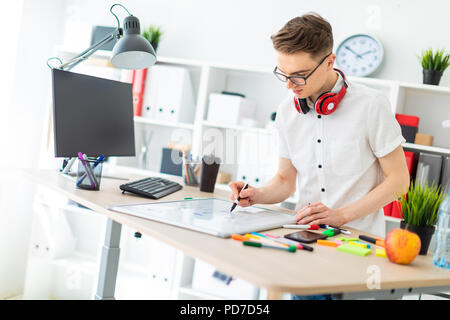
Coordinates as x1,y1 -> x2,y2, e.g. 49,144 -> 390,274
385,228 -> 421,265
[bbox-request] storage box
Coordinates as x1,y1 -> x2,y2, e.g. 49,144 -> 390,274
207,93 -> 256,125
414,133 -> 434,146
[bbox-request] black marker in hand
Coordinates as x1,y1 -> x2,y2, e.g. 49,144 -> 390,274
230,183 -> 249,214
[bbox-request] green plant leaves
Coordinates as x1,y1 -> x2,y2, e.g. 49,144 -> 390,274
400,179 -> 444,227
142,25 -> 163,46
419,48 -> 450,72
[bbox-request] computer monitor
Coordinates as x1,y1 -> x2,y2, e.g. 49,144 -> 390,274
51,68 -> 135,157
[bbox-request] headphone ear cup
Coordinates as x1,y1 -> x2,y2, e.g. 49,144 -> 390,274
294,98 -> 310,114
316,93 -> 338,115
299,98 -> 310,114
294,97 -> 301,113
315,93 -> 336,115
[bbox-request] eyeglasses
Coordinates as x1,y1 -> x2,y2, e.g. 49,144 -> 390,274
273,53 -> 331,86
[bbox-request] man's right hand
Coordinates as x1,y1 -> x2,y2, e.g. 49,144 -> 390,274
228,181 -> 260,207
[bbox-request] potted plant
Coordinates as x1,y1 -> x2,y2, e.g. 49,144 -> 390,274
398,179 -> 445,255
419,48 -> 450,85
142,25 -> 163,52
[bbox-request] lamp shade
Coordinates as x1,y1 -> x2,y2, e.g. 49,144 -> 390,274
111,15 -> 156,69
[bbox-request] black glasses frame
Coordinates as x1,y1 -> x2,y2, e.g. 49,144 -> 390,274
273,53 -> 332,86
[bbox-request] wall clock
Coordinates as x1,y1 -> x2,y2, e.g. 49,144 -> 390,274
336,34 -> 383,77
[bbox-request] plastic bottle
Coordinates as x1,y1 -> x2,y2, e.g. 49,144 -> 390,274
432,186 -> 450,269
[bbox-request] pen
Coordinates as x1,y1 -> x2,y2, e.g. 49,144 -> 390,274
242,241 -> 297,253
264,233 -> 314,252
322,224 -> 351,235
77,152 -> 96,188
83,153 -> 99,188
62,157 -> 76,174
328,225 -> 351,235
76,155 -> 104,186
248,233 -> 289,247
230,183 -> 249,213
358,235 -> 385,247
282,224 -> 310,229
358,235 -> 377,244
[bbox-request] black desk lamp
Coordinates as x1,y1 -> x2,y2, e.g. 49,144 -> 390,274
58,3 -> 156,71
58,3 -> 156,174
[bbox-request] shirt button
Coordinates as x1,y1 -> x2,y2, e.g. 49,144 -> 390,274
317,139 -> 321,143
318,164 -> 322,168
321,188 -> 325,192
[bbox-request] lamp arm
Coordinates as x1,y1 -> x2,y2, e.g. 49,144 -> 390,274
58,28 -> 122,71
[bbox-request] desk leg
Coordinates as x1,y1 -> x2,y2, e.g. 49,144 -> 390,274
94,218 -> 122,300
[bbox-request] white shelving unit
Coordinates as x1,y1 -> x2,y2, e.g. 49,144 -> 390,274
54,45 -> 450,183
33,45 -> 450,300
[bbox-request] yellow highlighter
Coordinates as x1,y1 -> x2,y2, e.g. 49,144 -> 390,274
245,233 -> 261,240
348,241 -> 370,249
376,248 -> 387,258
337,244 -> 371,257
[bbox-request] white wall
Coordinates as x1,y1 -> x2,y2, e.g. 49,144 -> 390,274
0,0 -> 66,299
62,0 -> 450,86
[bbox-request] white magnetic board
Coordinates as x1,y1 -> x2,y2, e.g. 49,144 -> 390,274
108,198 -> 296,238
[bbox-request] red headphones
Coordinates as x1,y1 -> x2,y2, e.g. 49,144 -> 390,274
294,68 -> 348,116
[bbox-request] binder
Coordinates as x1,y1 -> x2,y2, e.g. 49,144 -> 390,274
391,200 -> 403,219
132,68 -> 148,117
440,156 -> 450,193
383,202 -> 393,216
141,65 -> 195,123
404,151 -> 418,179
395,114 -> 420,143
415,153 -> 443,187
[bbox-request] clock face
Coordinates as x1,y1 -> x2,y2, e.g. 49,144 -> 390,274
336,34 -> 383,77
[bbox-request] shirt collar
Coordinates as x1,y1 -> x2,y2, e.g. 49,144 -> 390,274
306,71 -> 344,109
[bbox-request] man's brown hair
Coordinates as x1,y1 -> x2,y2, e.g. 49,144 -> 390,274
271,13 -> 333,59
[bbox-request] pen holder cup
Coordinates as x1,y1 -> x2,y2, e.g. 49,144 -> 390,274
182,158 -> 199,187
199,155 -> 221,193
76,159 -> 104,190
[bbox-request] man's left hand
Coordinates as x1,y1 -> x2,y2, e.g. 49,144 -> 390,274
295,202 -> 347,227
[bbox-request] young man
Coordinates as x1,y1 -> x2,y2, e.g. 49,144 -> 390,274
229,13 -> 410,238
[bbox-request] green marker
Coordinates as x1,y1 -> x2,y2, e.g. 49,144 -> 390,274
337,237 -> 360,242
243,241 -> 297,253
323,229 -> 335,237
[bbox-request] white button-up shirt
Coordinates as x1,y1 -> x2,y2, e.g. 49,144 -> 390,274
275,72 -> 405,237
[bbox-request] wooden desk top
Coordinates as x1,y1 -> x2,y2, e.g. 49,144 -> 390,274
23,169 -> 450,295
